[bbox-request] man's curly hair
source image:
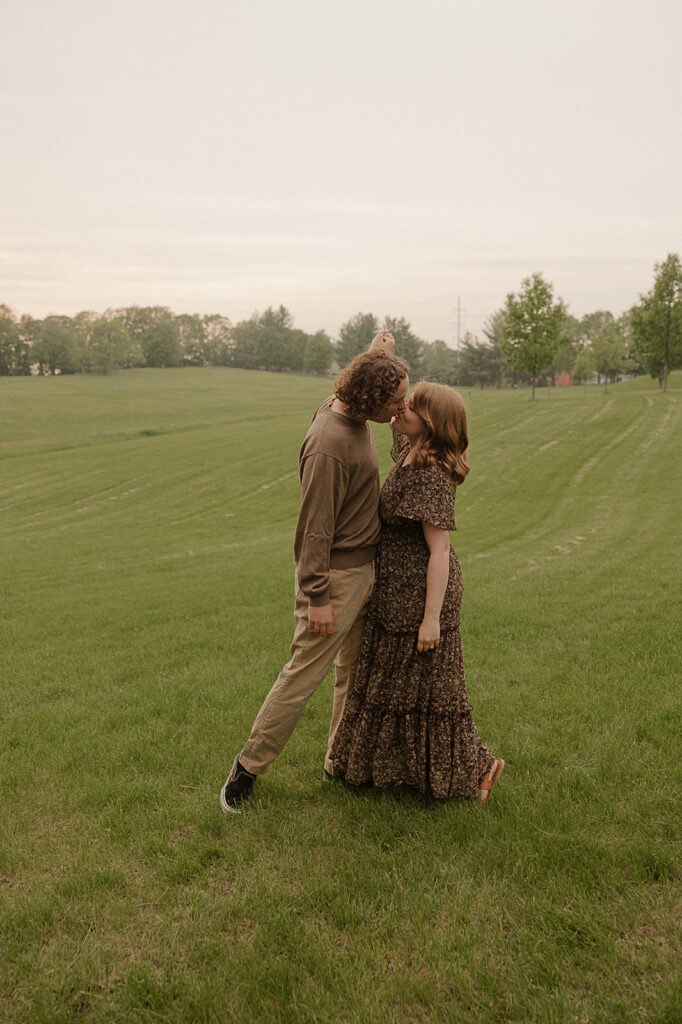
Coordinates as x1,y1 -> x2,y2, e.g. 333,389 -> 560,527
334,352 -> 409,419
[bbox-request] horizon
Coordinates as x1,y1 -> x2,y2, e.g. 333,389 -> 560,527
2,0 -> 680,346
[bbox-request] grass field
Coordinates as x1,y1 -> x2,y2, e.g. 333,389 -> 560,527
1,368 -> 681,1024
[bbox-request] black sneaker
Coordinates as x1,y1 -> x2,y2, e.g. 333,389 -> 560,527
219,756 -> 256,813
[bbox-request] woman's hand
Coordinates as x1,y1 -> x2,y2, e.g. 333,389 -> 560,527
417,614 -> 440,653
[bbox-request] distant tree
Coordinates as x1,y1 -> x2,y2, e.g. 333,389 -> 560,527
17,315 -> 41,373
456,333 -> 504,388
616,310 -> 642,375
552,340 -> 577,378
70,310 -> 99,372
255,327 -> 289,371
176,314 -> 207,365
0,306 -> 21,375
630,253 -> 682,391
576,310 -> 614,345
230,307 -> 297,371
591,322 -> 630,392
421,339 -> 457,383
259,305 -> 294,332
109,306 -> 174,367
481,309 -> 509,385
142,320 -> 182,367
551,314 -> 581,379
482,309 -> 505,348
304,331 -> 333,373
571,347 -> 596,385
500,273 -> 567,399
87,319 -> 132,374
202,315 -> 233,366
176,312 -> 233,367
554,310 -> 625,383
230,319 -> 260,369
32,316 -> 81,374
287,329 -> 307,372
336,312 -> 379,367
382,316 -> 425,378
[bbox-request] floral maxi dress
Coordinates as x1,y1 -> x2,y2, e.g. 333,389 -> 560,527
330,438 -> 495,799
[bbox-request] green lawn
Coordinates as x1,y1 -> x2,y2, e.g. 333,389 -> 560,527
1,368 -> 680,1023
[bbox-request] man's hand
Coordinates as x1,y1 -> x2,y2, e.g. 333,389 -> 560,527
308,603 -> 334,637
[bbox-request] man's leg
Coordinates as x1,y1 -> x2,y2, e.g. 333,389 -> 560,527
324,567 -> 374,775
239,562 -> 374,776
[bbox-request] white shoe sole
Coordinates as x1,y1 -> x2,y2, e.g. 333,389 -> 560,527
219,784 -> 242,814
219,755 -> 244,814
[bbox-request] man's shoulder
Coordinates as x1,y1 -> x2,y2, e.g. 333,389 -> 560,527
303,399 -> 367,455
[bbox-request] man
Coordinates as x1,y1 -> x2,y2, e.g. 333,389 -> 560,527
220,335 -> 409,811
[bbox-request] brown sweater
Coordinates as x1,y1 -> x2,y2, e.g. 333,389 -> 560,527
294,397 -> 381,606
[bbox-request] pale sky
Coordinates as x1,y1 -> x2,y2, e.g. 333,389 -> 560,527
2,0 -> 680,344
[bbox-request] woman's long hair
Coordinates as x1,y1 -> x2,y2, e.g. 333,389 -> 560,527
409,382 -> 470,484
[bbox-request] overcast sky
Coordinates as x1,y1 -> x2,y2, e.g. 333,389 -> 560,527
2,0 -> 680,344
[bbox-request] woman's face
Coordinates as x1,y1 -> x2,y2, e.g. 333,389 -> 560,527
397,392 -> 427,442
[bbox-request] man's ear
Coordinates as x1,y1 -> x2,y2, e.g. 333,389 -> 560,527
367,331 -> 395,356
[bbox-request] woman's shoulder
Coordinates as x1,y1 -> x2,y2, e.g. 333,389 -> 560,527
411,458 -> 456,491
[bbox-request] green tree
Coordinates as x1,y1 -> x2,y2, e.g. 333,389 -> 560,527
259,305 -> 294,332
500,273 -> 567,399
481,309 -> 509,385
109,306 -> 174,367
303,331 -> 333,373
576,310 -> 614,345
551,314 -> 580,379
455,333 -> 504,388
336,312 -> 379,367
255,327 -> 289,371
88,319 -> 132,374
0,306 -> 21,375
591,322 -> 630,392
202,315 -> 233,366
382,316 -> 425,378
177,314 -> 207,366
571,347 -> 596,385
17,315 -> 41,374
142,320 -> 182,367
630,253 -> 682,392
421,339 -> 457,383
287,329 -> 307,372
32,316 -> 81,375
230,319 -> 260,369
230,307 -> 297,371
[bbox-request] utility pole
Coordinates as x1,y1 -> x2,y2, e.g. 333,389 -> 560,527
453,298 -> 461,349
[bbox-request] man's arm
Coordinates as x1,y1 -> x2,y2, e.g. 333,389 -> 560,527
295,452 -> 349,636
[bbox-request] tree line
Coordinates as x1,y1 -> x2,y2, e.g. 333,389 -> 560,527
1,254 -> 680,392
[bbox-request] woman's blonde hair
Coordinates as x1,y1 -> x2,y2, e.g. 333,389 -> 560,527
409,381 -> 470,483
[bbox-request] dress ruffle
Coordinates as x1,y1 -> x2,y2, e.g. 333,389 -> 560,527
331,618 -> 494,800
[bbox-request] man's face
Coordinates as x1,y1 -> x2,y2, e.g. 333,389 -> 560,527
371,375 -> 409,423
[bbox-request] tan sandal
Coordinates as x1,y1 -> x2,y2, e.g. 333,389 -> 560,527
478,758 -> 505,802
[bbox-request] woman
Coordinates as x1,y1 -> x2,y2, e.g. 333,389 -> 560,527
330,381 -> 504,802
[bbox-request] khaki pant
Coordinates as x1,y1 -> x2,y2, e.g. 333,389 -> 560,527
239,561 -> 375,776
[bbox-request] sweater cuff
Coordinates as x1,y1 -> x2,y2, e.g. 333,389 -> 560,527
307,589 -> 330,607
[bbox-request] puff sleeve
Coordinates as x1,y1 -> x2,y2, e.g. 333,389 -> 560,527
394,463 -> 456,531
